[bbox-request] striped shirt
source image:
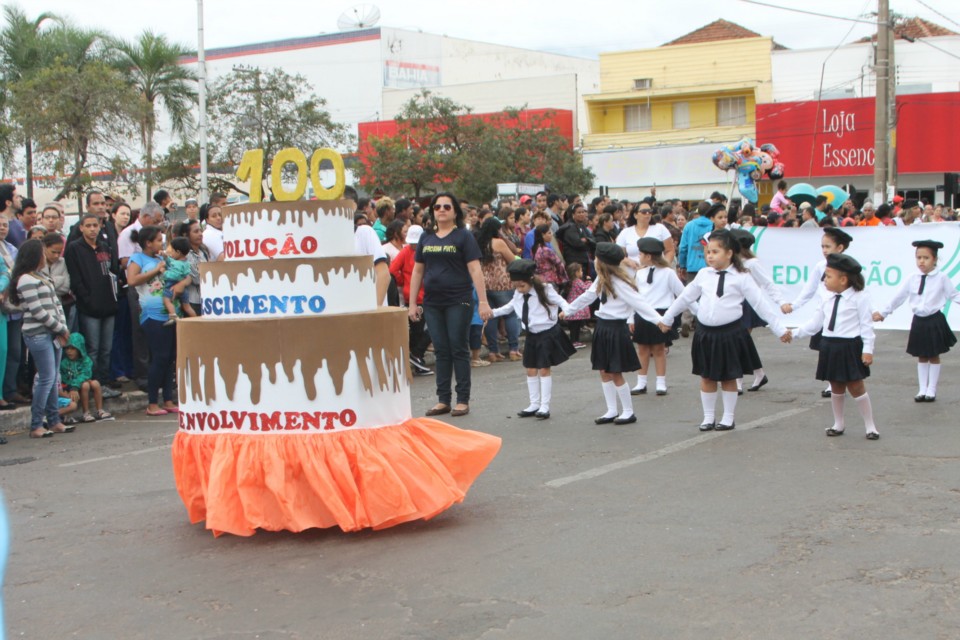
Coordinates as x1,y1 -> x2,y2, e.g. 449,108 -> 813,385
17,273 -> 68,337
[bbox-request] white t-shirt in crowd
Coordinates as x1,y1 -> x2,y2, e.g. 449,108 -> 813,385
616,223 -> 672,260
203,226 -> 224,261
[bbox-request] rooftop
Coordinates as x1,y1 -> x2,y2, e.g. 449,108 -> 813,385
856,16 -> 957,42
662,19 -> 786,50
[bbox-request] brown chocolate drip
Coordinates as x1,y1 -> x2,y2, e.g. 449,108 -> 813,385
177,309 -> 410,406
201,257 -> 375,291
222,199 -> 354,228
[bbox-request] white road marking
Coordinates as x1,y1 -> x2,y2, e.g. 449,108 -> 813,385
58,434 -> 176,468
545,405 -> 815,488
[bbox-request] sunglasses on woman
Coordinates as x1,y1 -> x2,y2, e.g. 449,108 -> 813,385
433,203 -> 453,211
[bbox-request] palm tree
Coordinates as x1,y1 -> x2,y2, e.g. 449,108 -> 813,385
109,31 -> 197,199
0,6 -> 61,196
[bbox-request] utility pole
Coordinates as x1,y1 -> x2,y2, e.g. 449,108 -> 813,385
197,0 -> 209,204
886,9 -> 898,201
872,0 -> 890,205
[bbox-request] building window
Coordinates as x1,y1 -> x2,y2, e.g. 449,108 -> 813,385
624,104 -> 651,132
672,101 -> 690,129
717,96 -> 747,126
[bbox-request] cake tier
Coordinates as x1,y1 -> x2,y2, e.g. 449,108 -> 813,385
221,199 -> 355,261
177,309 -> 411,431
199,257 -> 377,318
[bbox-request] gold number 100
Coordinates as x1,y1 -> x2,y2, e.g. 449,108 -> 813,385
235,147 -> 346,203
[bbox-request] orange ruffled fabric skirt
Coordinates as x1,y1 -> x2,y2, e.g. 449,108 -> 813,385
171,417 -> 501,537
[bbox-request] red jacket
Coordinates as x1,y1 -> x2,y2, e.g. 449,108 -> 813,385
389,244 -> 424,306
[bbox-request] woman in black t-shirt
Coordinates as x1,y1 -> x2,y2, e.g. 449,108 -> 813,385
408,193 -> 492,417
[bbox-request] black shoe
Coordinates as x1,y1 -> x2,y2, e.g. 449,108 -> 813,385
517,409 -> 538,418
737,389 -> 744,396
925,395 -> 936,402
699,422 -> 715,431
866,431 -> 880,440
747,376 -> 768,392
535,411 -> 550,420
914,394 -> 926,402
715,422 -> 735,431
594,415 -> 616,425
820,389 -> 832,398
410,357 -> 433,376
656,389 -> 668,396
630,387 -> 647,396
613,414 -> 637,425
825,428 -> 845,436
0,403 -> 16,411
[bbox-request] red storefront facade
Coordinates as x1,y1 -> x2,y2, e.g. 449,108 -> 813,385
757,92 -> 960,205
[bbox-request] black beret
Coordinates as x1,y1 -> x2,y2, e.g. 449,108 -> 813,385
706,203 -> 727,219
732,228 -> 755,249
636,237 -> 665,254
826,252 -> 862,275
912,239 -> 944,251
595,242 -> 625,266
823,227 -> 853,247
507,258 -> 537,281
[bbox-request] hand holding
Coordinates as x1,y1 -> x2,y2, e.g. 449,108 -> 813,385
780,329 -> 793,344
657,322 -> 670,333
780,303 -> 793,314
872,312 -> 884,322
862,354 -> 874,366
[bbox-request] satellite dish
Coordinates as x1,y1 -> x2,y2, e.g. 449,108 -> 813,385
337,4 -> 381,30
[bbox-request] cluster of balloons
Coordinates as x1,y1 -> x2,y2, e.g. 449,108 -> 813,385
711,138 -> 785,204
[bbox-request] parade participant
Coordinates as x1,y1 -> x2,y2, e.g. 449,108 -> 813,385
873,240 -> 960,402
563,243 -> 664,425
629,238 -> 686,396
659,230 -> 788,432
732,229 -> 786,393
787,254 -> 879,440
781,227 -> 853,398
491,259 -> 575,420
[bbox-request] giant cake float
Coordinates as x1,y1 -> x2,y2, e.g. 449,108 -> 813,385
171,147 -> 501,536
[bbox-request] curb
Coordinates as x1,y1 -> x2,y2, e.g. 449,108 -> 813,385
0,391 -> 150,435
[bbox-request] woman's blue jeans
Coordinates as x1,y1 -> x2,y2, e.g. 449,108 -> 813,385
141,319 -> 177,405
423,302 -> 472,406
23,333 -> 61,430
483,289 -> 520,355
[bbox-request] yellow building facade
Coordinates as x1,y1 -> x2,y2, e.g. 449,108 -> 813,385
583,37 -> 774,151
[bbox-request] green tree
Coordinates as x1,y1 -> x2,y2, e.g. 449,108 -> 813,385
209,65 -> 350,197
108,30 -> 197,200
0,5 -> 61,194
154,141 -> 237,195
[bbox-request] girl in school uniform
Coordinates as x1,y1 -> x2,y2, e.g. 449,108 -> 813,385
873,239 -> 960,402
731,229 -> 787,393
630,237 -> 687,396
491,259 -> 576,420
781,227 -> 854,398
788,253 -> 880,440
564,243 -> 664,425
658,230 -> 788,432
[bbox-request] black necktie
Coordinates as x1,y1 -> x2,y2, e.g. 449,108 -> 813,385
828,294 -> 841,331
599,292 -> 607,305
521,293 -> 531,329
716,270 -> 727,297
647,267 -> 655,284
918,274 -> 927,295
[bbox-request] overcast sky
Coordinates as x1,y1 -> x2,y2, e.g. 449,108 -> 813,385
18,0 -> 960,58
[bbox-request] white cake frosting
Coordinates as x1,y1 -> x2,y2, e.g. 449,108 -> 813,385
220,200 -> 356,261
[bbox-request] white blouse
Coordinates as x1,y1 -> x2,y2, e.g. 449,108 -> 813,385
492,287 -> 569,334
566,277 -> 663,324
616,224 -> 672,260
790,259 -> 828,309
744,257 -> 786,306
635,265 -> 686,310
662,266 -> 787,337
878,269 -> 960,319
794,287 -> 876,354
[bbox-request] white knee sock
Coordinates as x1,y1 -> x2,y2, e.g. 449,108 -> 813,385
720,390 -> 738,425
752,367 -> 765,386
700,390 -> 718,425
854,393 -> 878,434
539,376 -> 552,413
632,374 -> 647,391
736,378 -> 743,392
926,364 -> 941,398
525,376 -> 540,412
600,381 -> 618,418
616,384 -> 634,419
656,375 -> 667,392
917,362 -> 930,396
831,393 -> 845,431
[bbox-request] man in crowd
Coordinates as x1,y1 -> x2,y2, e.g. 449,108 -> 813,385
372,197 -> 395,242
0,184 -> 21,236
40,205 -> 63,237
522,211 -> 551,259
67,191 -> 119,272
200,191 -> 227,223
534,191 -> 548,215
184,198 -> 200,221
153,189 -> 175,216
395,198 -> 414,223
800,203 -> 819,228
65,213 -> 121,397
858,201 -> 881,227
9,198 -> 37,248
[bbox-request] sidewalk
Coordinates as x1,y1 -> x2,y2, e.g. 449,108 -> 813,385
0,390 -> 150,435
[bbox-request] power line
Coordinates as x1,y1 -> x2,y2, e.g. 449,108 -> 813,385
738,0 -> 879,25
913,37 -> 960,61
914,0 -> 960,29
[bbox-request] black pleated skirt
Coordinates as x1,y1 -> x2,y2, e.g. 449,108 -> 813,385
691,319 -> 762,381
591,318 -> 641,373
816,336 -> 870,382
740,301 -> 768,330
523,324 -> 577,369
906,311 -> 957,357
632,308 -> 679,346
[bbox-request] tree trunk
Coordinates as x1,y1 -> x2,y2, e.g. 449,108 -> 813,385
25,137 -> 34,199
145,121 -> 154,201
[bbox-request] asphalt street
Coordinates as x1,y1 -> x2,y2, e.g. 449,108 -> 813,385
1,329 -> 959,639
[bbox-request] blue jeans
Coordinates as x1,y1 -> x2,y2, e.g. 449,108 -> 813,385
424,302 -> 473,406
141,319 -> 176,405
483,289 -> 520,355
110,294 -> 133,379
3,319 -> 21,399
79,314 -> 116,384
23,333 -> 61,430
